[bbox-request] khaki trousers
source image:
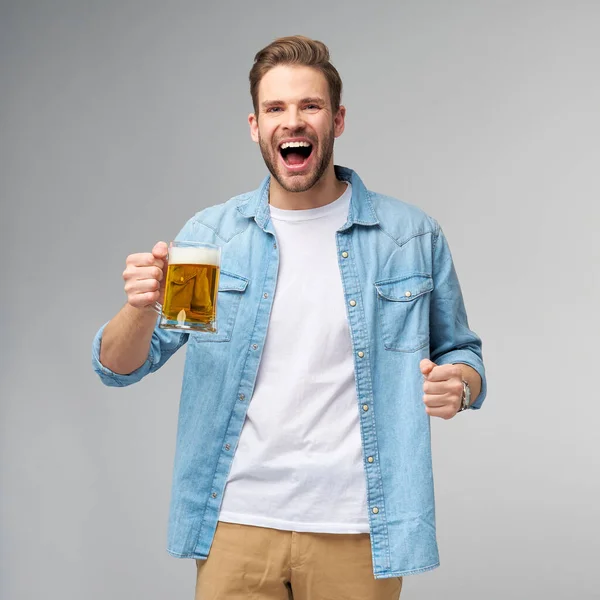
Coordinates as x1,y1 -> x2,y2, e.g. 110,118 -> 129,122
194,522 -> 402,600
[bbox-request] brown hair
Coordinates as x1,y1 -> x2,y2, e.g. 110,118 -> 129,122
249,35 -> 343,115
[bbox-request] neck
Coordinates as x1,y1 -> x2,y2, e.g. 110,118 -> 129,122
268,163 -> 347,210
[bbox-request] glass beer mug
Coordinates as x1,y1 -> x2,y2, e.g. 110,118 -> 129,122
154,241 -> 221,332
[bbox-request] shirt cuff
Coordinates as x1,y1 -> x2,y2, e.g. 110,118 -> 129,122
434,349 -> 487,410
91,323 -> 154,387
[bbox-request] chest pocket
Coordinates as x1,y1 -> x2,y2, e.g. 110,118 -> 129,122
189,270 -> 249,343
375,273 -> 433,353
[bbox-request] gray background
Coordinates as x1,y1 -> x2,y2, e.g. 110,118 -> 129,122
1,0 -> 599,598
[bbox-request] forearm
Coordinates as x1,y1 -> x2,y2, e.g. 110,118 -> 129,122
456,363 -> 482,406
99,303 -> 158,375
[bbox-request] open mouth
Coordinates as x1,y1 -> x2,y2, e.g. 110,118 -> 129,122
279,141 -> 314,168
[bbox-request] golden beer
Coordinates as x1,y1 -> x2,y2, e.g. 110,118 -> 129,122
159,244 -> 221,331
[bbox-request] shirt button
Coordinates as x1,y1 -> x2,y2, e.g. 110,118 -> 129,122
252,344 -> 258,350
225,444 -> 231,451
362,404 -> 369,411
357,351 -> 364,358
405,291 -> 412,298
372,507 -> 379,514
341,251 -> 349,258
211,492 -> 218,499
273,243 -> 277,249
349,300 -> 357,307
367,456 -> 374,463
263,293 -> 268,299
239,393 -> 245,401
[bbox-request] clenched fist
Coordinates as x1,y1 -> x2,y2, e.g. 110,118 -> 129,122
122,241 -> 168,309
420,359 -> 464,420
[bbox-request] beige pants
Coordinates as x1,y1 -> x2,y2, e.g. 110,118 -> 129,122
194,522 -> 402,600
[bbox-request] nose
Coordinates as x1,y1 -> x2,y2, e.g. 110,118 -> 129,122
283,105 -> 303,131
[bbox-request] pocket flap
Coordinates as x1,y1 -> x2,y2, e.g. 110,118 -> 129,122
375,273 -> 433,301
218,270 -> 249,293
169,265 -> 198,286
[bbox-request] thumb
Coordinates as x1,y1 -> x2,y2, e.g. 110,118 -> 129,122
152,241 -> 168,261
420,359 -> 436,378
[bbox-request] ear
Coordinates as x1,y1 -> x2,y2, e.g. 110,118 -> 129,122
248,113 -> 259,143
333,105 -> 346,138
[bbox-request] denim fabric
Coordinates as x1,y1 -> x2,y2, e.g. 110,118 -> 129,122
92,166 -> 486,578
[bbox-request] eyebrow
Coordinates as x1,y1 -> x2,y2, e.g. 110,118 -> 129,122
300,97 -> 325,105
261,97 -> 326,109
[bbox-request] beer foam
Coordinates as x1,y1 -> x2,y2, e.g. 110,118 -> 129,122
169,246 -> 220,266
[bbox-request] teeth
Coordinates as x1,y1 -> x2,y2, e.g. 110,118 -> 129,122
280,141 -> 312,149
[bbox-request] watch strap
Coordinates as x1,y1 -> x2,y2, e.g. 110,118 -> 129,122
458,380 -> 471,412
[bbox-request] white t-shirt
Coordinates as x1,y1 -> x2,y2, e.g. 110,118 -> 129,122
218,183 -> 369,534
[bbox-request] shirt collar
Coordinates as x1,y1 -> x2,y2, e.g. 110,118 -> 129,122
236,165 -> 379,231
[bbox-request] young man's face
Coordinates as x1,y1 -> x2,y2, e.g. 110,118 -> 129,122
249,65 -> 345,193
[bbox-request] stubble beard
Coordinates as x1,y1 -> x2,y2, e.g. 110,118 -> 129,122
258,125 -> 335,193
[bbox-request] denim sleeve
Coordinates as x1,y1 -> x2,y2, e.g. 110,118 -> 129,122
91,319 -> 189,387
91,215 -> 201,387
429,225 -> 487,409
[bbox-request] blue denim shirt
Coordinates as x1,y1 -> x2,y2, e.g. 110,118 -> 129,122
92,166 -> 486,578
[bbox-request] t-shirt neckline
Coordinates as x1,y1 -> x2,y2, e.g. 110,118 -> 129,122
269,183 -> 352,222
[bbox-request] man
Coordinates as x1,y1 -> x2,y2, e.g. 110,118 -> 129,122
93,35 -> 486,600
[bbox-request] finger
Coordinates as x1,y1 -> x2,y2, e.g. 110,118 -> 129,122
423,380 -> 453,395
125,278 -> 160,295
427,364 -> 462,383
152,241 -> 168,260
425,405 -> 458,420
425,378 -> 464,402
422,393 -> 456,408
123,265 -> 164,282
133,265 -> 164,281
420,359 -> 436,377
423,398 -> 447,408
128,290 -> 160,309
126,252 -> 165,270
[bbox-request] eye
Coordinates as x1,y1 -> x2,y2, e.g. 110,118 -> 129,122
266,107 -> 282,113
305,104 -> 319,111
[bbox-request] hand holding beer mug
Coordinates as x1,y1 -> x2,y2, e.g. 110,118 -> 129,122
123,240 -> 221,332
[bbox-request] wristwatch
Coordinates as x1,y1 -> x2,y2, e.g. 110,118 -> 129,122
458,380 -> 471,412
